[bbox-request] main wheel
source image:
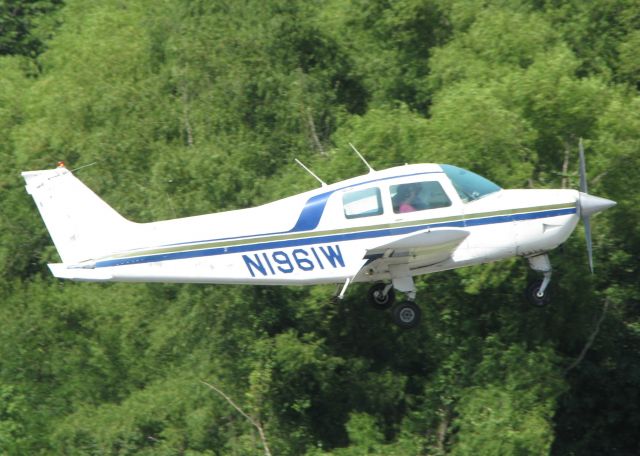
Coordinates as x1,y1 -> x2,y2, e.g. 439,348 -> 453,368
367,283 -> 395,310
526,280 -> 550,307
391,301 -> 422,329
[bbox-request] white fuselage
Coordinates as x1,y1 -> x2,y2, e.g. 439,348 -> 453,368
43,164 -> 581,285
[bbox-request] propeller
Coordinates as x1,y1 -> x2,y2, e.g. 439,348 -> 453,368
577,138 -> 616,272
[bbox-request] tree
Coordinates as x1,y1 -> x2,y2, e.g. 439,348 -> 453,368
1,0 -> 639,453
0,0 -> 63,56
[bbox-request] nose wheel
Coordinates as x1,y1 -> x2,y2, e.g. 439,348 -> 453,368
526,279 -> 551,307
527,254 -> 552,307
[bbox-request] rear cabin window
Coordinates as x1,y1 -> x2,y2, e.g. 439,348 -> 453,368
391,181 -> 451,214
343,187 -> 383,219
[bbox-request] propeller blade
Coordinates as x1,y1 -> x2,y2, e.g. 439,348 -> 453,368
584,215 -> 594,273
577,139 -> 616,273
579,138 -> 592,272
579,138 -> 588,194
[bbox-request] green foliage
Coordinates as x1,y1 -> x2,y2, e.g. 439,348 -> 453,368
0,384 -> 27,454
425,82 -> 537,186
542,0 -> 640,80
617,29 -> 640,88
306,412 -> 423,456
0,0 -> 638,454
0,0 -> 63,56
451,339 -> 565,455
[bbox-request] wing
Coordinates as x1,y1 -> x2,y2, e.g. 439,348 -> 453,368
355,228 -> 469,281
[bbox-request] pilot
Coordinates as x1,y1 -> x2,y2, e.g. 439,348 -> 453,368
396,184 -> 423,213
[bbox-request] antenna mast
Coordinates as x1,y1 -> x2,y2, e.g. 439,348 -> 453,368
294,158 -> 327,187
349,142 -> 375,173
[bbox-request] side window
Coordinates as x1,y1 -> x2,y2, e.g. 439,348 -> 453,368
343,187 -> 383,219
391,181 -> 451,214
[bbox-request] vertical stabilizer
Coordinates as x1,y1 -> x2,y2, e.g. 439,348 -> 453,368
22,166 -> 135,264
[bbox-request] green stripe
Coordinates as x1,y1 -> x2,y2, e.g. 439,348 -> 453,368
102,202 -> 576,261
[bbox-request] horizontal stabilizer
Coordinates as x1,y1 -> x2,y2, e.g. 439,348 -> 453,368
48,263 -> 114,281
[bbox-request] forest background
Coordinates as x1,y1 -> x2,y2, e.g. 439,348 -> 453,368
1,0 -> 639,454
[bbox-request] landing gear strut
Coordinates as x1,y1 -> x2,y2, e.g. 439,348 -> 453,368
526,254 -> 552,307
388,266 -> 421,329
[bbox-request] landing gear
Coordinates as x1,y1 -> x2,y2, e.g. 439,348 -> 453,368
527,254 -> 552,307
391,301 -> 422,329
526,279 -> 550,307
365,270 -> 421,330
367,283 -> 395,310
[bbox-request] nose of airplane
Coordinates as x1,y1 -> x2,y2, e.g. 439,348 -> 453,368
579,192 -> 617,217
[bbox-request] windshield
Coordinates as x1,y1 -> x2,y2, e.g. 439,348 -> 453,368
440,164 -> 501,202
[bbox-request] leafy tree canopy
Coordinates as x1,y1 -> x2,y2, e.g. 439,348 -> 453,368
0,0 -> 638,454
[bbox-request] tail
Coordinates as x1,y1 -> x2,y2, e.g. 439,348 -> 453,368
22,165 -> 136,265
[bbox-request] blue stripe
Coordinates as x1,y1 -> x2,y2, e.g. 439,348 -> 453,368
153,171 -> 443,250
95,207 -> 576,268
290,170 -> 443,232
291,191 -> 333,231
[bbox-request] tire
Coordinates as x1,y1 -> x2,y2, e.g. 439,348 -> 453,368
391,301 -> 422,329
526,280 -> 550,307
367,283 -> 395,310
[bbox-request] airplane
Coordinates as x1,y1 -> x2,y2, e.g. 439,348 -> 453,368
22,142 -> 616,329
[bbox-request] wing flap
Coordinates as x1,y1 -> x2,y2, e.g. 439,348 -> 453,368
367,228 -> 468,255
358,228 -> 469,279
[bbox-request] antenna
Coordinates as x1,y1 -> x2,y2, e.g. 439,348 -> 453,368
71,161 -> 98,173
349,142 -> 375,173
294,158 -> 327,187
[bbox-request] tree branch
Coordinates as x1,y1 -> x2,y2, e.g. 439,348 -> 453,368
183,88 -> 194,147
565,298 -> 610,374
200,380 -> 272,456
306,107 -> 325,155
435,406 -> 453,453
561,148 -> 570,189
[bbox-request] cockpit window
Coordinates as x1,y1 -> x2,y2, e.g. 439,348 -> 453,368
343,187 -> 383,219
440,164 -> 501,202
390,181 -> 451,213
